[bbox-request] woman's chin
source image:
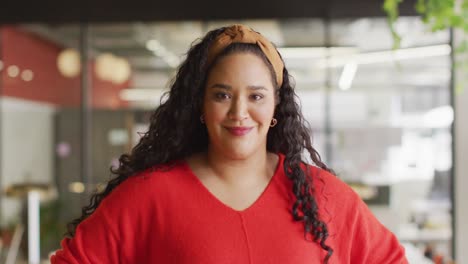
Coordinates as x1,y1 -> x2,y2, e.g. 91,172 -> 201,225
209,140 -> 265,160
221,147 -> 259,160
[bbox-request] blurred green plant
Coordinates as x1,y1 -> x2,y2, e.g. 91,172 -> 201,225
383,0 -> 404,49
383,0 -> 468,94
40,199 -> 66,257
383,0 -> 468,48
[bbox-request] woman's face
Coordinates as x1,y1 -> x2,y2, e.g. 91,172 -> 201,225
203,52 -> 276,159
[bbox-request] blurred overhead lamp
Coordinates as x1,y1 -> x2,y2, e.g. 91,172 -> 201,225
112,57 -> 132,84
21,69 -> 34,82
95,53 -> 131,84
7,65 -> 20,78
338,62 -> 358,90
146,39 -> 163,52
145,39 -> 180,68
68,182 -> 85,193
423,106 -> 454,128
57,48 -> 81,78
95,53 -> 115,82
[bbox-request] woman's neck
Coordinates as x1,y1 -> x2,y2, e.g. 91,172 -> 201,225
204,149 -> 276,188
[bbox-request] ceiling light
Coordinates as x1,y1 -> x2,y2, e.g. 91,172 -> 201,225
95,53 -> 131,84
145,39 -> 180,68
21,69 -> 34,82
165,55 -> 180,68
68,182 -> 85,193
7,65 -> 20,78
57,49 -> 81,78
146,39 -> 163,52
112,57 -> 131,84
338,62 -> 358,90
423,105 -> 454,128
95,53 -> 115,82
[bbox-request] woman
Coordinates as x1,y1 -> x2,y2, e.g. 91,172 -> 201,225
51,24 -> 408,263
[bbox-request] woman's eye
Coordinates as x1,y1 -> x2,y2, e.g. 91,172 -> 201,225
215,93 -> 230,100
251,94 -> 264,101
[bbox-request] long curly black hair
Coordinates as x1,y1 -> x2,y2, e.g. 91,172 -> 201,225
67,26 -> 334,263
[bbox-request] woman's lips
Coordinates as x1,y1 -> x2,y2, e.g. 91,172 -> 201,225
225,126 -> 253,136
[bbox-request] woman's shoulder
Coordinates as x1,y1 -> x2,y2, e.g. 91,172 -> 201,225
277,154 -> 356,199
101,161 -> 189,207
301,163 -> 361,205
301,163 -> 369,229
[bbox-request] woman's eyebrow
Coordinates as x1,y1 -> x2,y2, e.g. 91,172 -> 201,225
248,85 -> 267,91
209,84 -> 268,91
209,83 -> 231,90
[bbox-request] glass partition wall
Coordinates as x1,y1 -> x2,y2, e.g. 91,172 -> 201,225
0,19 -> 453,262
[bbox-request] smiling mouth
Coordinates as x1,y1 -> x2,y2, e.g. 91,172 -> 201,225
224,126 -> 253,136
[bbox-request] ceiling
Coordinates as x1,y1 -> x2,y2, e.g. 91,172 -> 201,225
1,0 -> 419,24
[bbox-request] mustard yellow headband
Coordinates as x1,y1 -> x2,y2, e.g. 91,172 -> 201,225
206,24 -> 284,87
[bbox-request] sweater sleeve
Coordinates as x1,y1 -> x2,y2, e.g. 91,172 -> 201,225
312,167 -> 409,263
50,197 -> 121,264
347,191 -> 408,264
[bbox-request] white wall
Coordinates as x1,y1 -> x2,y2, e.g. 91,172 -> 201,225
0,97 -> 56,224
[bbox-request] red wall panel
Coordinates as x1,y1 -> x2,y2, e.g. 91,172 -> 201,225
0,26 -> 129,109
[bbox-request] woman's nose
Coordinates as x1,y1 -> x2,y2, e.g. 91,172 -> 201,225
228,97 -> 248,121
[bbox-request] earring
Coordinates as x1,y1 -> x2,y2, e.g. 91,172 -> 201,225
270,118 -> 278,127
200,114 -> 205,124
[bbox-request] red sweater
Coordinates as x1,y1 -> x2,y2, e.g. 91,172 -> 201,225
51,154 -> 408,263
